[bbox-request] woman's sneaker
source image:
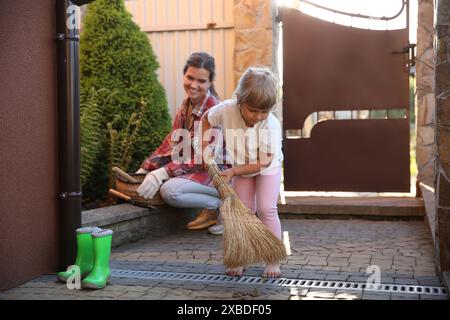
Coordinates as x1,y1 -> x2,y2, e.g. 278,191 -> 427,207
208,223 -> 223,235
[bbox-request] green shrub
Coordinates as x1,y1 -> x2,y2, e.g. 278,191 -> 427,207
80,0 -> 171,202
80,88 -> 115,186
107,98 -> 147,192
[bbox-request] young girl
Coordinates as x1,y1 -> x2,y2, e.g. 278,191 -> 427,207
200,67 -> 283,278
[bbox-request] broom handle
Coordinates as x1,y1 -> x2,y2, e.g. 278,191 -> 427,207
207,161 -> 236,199
192,138 -> 235,200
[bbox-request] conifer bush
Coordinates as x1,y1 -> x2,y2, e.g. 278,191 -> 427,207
80,88 -> 113,187
80,0 -> 171,203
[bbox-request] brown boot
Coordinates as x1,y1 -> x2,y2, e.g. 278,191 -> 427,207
186,209 -> 217,230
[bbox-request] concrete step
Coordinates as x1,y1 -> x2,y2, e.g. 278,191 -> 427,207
278,196 -> 425,219
82,204 -> 200,247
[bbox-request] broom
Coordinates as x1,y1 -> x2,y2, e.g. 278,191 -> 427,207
192,138 -> 287,268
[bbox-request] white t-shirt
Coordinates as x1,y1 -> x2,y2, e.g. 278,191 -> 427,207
207,99 -> 283,177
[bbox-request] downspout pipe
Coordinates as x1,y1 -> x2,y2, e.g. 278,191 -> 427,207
55,0 -> 91,270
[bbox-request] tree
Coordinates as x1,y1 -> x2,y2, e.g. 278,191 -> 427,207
80,0 -> 171,203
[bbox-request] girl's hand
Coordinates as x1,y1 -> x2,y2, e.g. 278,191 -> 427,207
219,168 -> 235,183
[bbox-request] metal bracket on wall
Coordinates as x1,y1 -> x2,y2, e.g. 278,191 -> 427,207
392,43 -> 416,68
56,33 -> 80,42
59,191 -> 82,200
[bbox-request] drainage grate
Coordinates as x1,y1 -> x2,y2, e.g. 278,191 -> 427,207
111,269 -> 447,296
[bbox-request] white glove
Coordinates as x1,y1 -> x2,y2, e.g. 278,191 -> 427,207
135,168 -> 149,174
137,167 -> 169,199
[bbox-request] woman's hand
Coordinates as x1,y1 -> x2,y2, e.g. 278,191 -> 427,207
137,167 -> 169,199
219,168 -> 235,184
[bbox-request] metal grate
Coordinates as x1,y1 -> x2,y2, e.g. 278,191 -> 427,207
111,269 -> 447,296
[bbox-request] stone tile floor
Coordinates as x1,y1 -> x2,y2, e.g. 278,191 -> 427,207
0,218 -> 447,300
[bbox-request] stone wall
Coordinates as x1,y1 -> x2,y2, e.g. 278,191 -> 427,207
416,0 -> 437,238
435,0 -> 450,284
416,0 -> 450,290
233,0 -> 282,119
233,0 -> 274,84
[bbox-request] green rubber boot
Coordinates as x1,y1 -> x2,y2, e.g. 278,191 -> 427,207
57,227 -> 102,282
81,229 -> 113,290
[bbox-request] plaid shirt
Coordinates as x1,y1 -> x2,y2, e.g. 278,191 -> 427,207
140,92 -> 229,186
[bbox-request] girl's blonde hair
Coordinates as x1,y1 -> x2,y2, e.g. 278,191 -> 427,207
234,67 -> 279,111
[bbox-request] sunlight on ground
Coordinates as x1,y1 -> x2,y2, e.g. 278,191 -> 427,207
279,174 -> 417,205
283,231 -> 292,255
332,292 -> 359,300
281,187 -> 416,199
289,287 -> 359,300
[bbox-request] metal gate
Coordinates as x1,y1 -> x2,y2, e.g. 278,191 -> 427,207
280,1 -> 412,192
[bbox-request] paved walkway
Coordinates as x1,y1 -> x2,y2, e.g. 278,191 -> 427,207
0,218 -> 447,300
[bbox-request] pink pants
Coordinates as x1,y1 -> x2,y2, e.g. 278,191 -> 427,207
231,167 -> 282,239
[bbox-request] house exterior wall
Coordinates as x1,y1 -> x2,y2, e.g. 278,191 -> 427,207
0,0 -> 58,290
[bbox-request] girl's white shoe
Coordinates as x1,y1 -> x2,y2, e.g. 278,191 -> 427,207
208,223 -> 223,235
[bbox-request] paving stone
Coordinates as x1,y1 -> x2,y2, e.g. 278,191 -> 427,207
334,290 -> 362,300
393,271 -> 415,278
415,277 -> 443,286
329,253 -> 351,259
324,274 -> 349,281
266,294 -> 290,300
322,266 -> 341,272
305,288 -> 336,299
197,290 -> 235,299
378,277 -> 395,284
347,276 -> 370,282
390,293 -> 420,300
327,261 -> 349,267
393,278 -> 419,285
160,294 -> 189,300
298,273 -> 327,280
301,265 -> 323,271
361,292 -> 391,300
419,294 -> 449,300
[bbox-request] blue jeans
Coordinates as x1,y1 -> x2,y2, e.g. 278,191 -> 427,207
159,178 -> 220,210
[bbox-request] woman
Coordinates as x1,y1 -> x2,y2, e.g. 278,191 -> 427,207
136,52 -> 224,234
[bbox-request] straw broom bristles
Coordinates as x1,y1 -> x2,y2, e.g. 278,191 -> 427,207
206,158 -> 287,269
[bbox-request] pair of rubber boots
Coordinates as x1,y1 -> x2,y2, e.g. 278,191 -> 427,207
57,227 -> 113,290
